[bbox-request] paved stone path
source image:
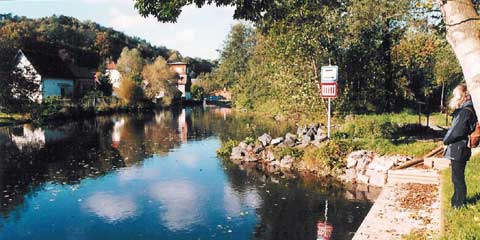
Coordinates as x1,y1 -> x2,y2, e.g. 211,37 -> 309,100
352,170 -> 441,240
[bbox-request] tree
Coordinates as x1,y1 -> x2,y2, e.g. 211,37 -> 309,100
435,0 -> 480,114
115,74 -> 144,104
96,72 -> 113,97
0,39 -> 39,112
117,47 -> 144,75
134,0 -> 480,115
167,50 -> 183,62
141,56 -> 180,105
212,23 -> 254,89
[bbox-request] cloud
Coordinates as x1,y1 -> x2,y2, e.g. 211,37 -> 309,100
84,192 -> 138,223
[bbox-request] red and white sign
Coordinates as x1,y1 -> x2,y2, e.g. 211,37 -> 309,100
321,83 -> 337,98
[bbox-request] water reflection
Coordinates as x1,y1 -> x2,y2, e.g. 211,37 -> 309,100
85,192 -> 138,223
149,180 -> 204,231
0,107 -> 373,240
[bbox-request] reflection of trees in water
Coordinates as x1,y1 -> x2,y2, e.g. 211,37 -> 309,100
189,107 -> 294,142
220,160 -> 372,240
0,120 -> 125,219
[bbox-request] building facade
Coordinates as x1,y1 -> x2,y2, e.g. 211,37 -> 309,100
168,62 -> 191,100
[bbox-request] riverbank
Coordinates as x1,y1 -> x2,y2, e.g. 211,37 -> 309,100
0,97 -> 203,126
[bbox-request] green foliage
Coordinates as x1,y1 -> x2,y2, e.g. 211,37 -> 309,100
142,56 -> 179,104
274,147 -> 304,160
244,136 -> 255,145
441,154 -> 480,240
341,115 -> 400,139
303,139 -> 360,175
217,139 -> 239,159
191,85 -> 204,100
96,73 -> 113,97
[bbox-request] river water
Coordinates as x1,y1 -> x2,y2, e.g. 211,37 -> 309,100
0,107 -> 375,240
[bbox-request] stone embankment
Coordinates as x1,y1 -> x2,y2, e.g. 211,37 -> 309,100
230,124 -> 328,172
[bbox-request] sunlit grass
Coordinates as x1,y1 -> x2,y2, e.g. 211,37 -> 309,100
356,138 -> 439,157
441,154 -> 480,240
0,112 -> 30,124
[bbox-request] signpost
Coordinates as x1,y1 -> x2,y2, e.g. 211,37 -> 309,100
320,66 -> 338,139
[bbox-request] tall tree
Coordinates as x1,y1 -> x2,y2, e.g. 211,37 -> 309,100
142,56 -> 180,105
435,0 -> 480,114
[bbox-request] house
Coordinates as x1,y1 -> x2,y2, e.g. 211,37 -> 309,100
168,62 -> 191,100
105,60 -> 122,89
13,49 -> 95,103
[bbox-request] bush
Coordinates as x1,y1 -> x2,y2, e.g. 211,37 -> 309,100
341,115 -> 400,139
191,85 -> 205,100
217,140 -> 239,159
303,139 -> 360,175
274,147 -> 304,160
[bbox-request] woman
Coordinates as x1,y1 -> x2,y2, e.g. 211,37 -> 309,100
444,84 -> 478,208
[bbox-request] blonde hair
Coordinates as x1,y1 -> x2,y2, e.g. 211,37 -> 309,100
449,84 -> 470,109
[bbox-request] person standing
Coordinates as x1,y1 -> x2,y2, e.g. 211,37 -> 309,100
444,84 -> 478,208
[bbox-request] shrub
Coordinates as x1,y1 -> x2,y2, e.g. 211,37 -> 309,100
274,147 -> 304,160
303,139 -> 360,175
341,115 -> 400,139
217,139 -> 239,159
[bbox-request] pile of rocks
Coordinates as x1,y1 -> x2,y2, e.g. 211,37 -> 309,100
229,124 -> 328,172
344,150 -> 412,187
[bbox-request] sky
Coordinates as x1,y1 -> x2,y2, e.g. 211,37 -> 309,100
0,0 -> 238,60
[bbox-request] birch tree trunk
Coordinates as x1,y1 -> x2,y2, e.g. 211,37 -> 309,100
437,0 -> 480,115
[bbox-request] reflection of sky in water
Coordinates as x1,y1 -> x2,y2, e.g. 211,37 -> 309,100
84,192 -> 138,223
149,180 -> 203,231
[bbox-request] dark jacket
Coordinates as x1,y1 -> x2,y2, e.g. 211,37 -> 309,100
444,100 -> 478,161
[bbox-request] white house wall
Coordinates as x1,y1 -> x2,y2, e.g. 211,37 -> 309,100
15,52 -> 42,103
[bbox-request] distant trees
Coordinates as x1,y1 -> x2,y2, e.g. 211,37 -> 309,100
142,56 -> 180,105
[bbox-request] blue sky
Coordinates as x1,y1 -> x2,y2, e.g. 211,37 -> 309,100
0,0 -> 238,59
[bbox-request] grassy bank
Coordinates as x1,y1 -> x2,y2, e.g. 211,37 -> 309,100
441,154 -> 480,239
0,112 -> 31,126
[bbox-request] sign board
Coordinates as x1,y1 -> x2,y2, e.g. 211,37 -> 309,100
321,83 -> 337,98
321,66 -> 338,83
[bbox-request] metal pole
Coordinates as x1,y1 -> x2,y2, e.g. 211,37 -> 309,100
328,98 -> 331,139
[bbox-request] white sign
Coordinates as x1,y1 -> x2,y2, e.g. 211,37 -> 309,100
321,83 -> 337,98
321,66 -> 338,83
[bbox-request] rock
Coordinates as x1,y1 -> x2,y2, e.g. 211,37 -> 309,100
369,172 -> 387,187
297,142 -> 309,149
239,141 -> 248,150
244,154 -> 259,162
269,160 -> 280,167
246,144 -> 254,152
253,145 -> 264,154
357,174 -> 370,184
345,168 -> 357,182
296,126 -> 304,137
347,155 -> 358,168
264,150 -> 276,162
271,137 -> 284,146
280,155 -> 294,169
302,135 -> 311,145
258,133 -> 272,146
231,147 -> 244,160
306,128 -> 317,140
284,133 -> 297,147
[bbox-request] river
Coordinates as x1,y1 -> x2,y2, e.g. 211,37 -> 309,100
0,107 -> 375,240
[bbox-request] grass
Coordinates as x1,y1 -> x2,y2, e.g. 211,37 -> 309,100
0,112 -> 30,125
356,138 -> 439,157
441,154 -> 480,240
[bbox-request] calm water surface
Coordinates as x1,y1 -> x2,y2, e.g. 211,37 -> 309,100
0,107 -> 373,240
